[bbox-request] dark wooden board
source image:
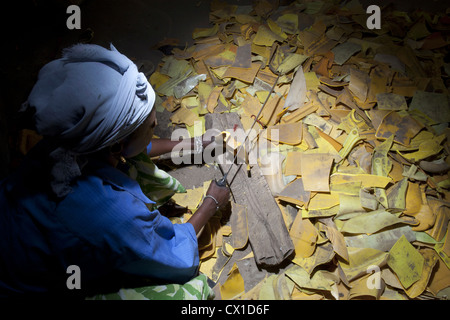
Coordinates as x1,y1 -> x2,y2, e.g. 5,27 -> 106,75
205,113 -> 294,267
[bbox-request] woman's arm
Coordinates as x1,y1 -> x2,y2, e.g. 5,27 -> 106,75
148,137 -> 213,158
187,181 -> 230,235
147,138 -> 188,157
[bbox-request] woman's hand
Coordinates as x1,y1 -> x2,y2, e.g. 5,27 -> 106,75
187,181 -> 230,235
204,180 -> 230,209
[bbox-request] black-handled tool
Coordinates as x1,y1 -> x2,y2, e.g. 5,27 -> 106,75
215,173 -> 228,187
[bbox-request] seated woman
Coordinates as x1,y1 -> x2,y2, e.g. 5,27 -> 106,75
0,44 -> 230,299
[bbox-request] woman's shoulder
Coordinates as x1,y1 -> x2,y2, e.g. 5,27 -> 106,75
54,161 -> 157,245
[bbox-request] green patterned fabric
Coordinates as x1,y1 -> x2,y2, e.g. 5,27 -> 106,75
126,152 -> 186,209
87,274 -> 214,300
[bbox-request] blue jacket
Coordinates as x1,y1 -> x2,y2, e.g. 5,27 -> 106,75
0,141 -> 199,298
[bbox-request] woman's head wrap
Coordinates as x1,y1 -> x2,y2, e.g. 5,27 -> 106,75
24,44 -> 155,197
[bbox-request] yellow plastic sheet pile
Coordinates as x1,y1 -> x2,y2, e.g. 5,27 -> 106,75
153,0 -> 450,300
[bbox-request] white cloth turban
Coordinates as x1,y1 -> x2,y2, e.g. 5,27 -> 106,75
25,43 -> 155,197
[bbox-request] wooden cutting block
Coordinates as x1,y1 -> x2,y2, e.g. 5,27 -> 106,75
205,112 -> 294,267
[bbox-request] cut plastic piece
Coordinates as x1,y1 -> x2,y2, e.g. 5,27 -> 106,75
230,202 -> 249,250
338,128 -> 364,162
300,153 -> 334,192
387,235 -> 424,289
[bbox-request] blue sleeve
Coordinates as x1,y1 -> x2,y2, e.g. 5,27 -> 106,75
56,174 -> 199,284
118,216 -> 199,284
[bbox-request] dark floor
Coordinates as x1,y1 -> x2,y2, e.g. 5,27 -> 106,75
1,0 -> 449,180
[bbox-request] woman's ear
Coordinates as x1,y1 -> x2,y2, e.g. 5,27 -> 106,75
110,142 -> 124,155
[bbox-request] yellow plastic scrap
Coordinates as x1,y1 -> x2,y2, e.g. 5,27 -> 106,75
304,127 -> 342,163
220,263 -> 245,300
376,92 -> 408,111
339,247 -> 388,282
222,241 -> 235,257
303,113 -> 333,135
260,94 -> 283,126
359,189 -> 379,211
320,218 -> 349,262
285,265 -> 335,292
234,14 -> 258,25
339,209 -> 406,235
330,173 -> 392,189
253,25 -> 284,47
284,151 -> 303,176
302,205 -> 340,219
427,250 -> 450,296
308,193 -> 340,210
348,68 -> 370,102
331,41 -> 362,66
386,178 -> 408,212
375,111 -> 423,146
289,214 -> 318,259
273,273 -> 295,300
276,13 -> 299,34
192,23 -> 219,39
199,248 -> 218,279
258,275 -> 277,300
338,128 -> 365,162
304,72 -> 321,91
411,187 -> 436,232
277,178 -> 311,207
269,45 -> 285,74
409,91 -> 450,124
230,202 -> 249,250
434,228 -> 450,269
171,186 -> 204,210
337,194 -> 365,216
155,0 -> 450,300
231,43 -> 252,69
160,56 -> 191,79
267,19 -> 288,41
222,62 -> 262,83
169,106 -> 200,127
291,242 -> 335,273
402,164 -> 427,182
265,122 -> 303,145
330,181 -> 361,195
397,134 -> 445,162
281,102 -> 318,124
149,71 -> 170,90
404,249 -> 439,299
348,274 -> 385,300
404,182 -> 422,216
391,130 -> 433,151
204,47 -> 236,68
207,86 -> 223,113
337,109 -> 370,134
276,53 -> 309,75
372,135 -> 394,208
300,153 -> 334,192
156,71 -> 192,97
186,116 -> 205,138
372,134 -> 394,174
387,235 -> 424,289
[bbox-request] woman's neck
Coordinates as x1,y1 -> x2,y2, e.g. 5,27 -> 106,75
89,149 -> 119,168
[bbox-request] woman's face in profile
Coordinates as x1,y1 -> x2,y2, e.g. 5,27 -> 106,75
121,108 -> 157,159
